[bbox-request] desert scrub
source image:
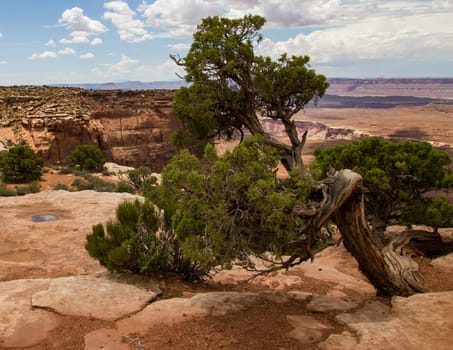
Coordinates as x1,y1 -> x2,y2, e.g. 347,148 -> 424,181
0,181 -> 15,196
14,181 -> 40,195
71,174 -> 117,192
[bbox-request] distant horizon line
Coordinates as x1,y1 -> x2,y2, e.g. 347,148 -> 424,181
0,77 -> 452,88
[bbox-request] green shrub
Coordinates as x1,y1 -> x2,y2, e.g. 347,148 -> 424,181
126,167 -> 156,191
0,144 -> 43,183
0,181 -> 15,196
86,200 -> 173,274
15,181 -> 41,195
115,182 -> 135,193
72,175 -> 117,192
53,183 -> 69,191
67,144 -> 105,172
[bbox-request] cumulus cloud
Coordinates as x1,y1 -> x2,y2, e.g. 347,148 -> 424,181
45,39 -> 56,47
168,43 -> 191,51
256,11 -> 453,68
139,0 -> 223,38
0,60 -> 7,64
432,0 -> 453,9
91,54 -> 184,81
58,47 -> 76,55
104,1 -> 153,43
80,53 -> 95,59
92,54 -> 140,78
91,37 -> 103,45
136,0 -> 350,37
29,51 -> 58,60
58,7 -> 107,44
0,32 -> 3,38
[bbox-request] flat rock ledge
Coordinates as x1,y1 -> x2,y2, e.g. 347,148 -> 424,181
84,291 -> 313,350
0,279 -> 58,348
32,274 -> 161,320
319,291 -> 453,350
0,274 -> 160,348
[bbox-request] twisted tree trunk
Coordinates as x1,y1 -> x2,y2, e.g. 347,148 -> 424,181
304,169 -> 428,296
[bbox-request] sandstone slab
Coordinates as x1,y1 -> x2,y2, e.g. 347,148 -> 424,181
307,295 -> 362,313
32,274 -> 160,320
431,252 -> 453,268
299,246 -> 375,295
0,190 -> 142,280
0,279 -> 59,348
320,291 -> 453,350
287,315 -> 333,345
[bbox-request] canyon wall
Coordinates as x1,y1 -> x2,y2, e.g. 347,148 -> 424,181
0,87 -> 182,172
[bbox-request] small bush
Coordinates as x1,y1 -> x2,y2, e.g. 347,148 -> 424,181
67,145 -> 105,172
0,144 -> 43,183
15,181 -> 41,195
0,182 -> 15,196
116,182 -> 135,193
126,167 -> 156,192
53,183 -> 69,191
86,200 -> 172,273
71,174 -> 117,192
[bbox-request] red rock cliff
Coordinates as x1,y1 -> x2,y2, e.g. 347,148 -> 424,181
0,87 -> 182,172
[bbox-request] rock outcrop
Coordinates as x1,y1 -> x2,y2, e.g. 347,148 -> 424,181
0,87 -> 181,172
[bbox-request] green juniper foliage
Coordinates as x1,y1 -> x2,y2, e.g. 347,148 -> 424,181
86,199 -> 172,274
148,136 -> 311,276
171,15 -> 328,171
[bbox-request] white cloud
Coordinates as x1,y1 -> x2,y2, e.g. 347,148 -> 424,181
103,1 -> 153,43
60,34 -> 90,45
432,0 -> 453,9
93,54 -> 140,78
0,60 -> 6,64
80,53 -> 95,59
58,47 -> 76,55
28,51 -> 58,60
0,32 -> 4,39
168,43 -> 191,51
58,7 -> 107,44
139,0 -> 223,38
91,55 -> 184,81
256,11 -> 453,70
91,37 -> 103,45
45,39 -> 56,47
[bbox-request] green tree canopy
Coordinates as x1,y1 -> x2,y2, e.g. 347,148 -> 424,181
0,144 -> 43,183
171,15 -> 329,172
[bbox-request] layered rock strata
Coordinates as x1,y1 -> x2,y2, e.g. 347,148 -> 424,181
0,87 -> 181,172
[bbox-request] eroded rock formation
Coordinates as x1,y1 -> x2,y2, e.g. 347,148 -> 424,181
0,86 -> 182,172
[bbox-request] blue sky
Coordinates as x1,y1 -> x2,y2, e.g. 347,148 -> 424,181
0,0 -> 452,85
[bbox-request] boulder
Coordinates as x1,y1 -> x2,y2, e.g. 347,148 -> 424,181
0,279 -> 59,348
320,291 -> 453,350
